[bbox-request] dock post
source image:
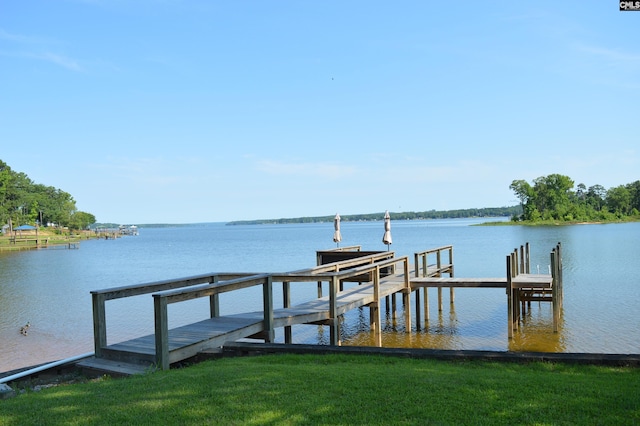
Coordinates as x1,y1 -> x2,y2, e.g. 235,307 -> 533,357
551,249 -> 559,333
512,250 -> 521,329
263,275 -> 275,343
414,254 -> 422,329
154,295 -> 170,370
557,242 -> 563,308
437,250 -> 443,312
373,265 -> 382,346
391,292 -> 397,320
209,276 -> 220,318
329,275 -> 340,345
507,255 -> 514,339
91,292 -> 107,358
403,259 -> 411,332
422,253 -> 430,323
448,246 -> 455,304
283,281 -> 292,343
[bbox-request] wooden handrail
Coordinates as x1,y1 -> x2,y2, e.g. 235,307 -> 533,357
91,272 -> 260,300
413,246 -> 453,277
151,255 -> 410,357
153,273 -> 271,303
152,273 -> 273,370
294,251 -> 395,275
90,272 -> 260,357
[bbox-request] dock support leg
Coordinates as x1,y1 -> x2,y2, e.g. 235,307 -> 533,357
415,290 -> 422,330
154,296 -> 170,370
392,293 -> 397,320
329,276 -> 340,345
283,281 -> 292,344
507,255 -> 514,339
551,250 -> 559,333
372,268 -> 382,346
423,288 -> 430,323
370,303 -> 382,347
92,293 -> 107,358
263,276 -> 275,343
209,277 -> 219,318
403,290 -> 411,332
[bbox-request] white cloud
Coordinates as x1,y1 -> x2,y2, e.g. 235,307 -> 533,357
576,44 -> 640,68
255,159 -> 357,179
38,52 -> 83,72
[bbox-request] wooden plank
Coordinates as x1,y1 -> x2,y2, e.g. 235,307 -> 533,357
411,277 -> 507,288
512,274 -> 553,289
409,275 -> 553,289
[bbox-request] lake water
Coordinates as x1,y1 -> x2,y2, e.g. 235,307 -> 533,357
1,218 -> 639,373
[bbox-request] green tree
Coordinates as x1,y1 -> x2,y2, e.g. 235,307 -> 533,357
509,179 -> 535,221
607,185 -> 631,216
69,211 -> 96,230
626,180 -> 640,212
509,174 -> 639,223
531,174 -> 574,220
586,185 -> 606,212
1,159 -> 95,229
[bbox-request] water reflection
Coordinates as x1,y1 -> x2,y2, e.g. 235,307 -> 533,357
338,292 -> 567,353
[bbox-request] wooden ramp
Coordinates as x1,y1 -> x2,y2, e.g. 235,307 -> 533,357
79,272 -> 408,375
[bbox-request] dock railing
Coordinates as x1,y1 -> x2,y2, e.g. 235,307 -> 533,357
90,272 -> 260,358
413,245 -> 454,319
152,274 -> 273,370
149,254 -> 410,369
273,254 -> 411,348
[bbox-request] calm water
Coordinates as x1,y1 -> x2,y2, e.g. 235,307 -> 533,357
1,219 -> 639,373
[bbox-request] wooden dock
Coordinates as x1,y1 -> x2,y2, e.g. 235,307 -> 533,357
79,243 -> 563,376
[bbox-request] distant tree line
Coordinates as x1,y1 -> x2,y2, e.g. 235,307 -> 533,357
227,206 -> 520,226
510,174 -> 640,222
0,160 -> 96,230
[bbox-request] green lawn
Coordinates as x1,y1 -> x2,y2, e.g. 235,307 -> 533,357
2,354 -> 639,425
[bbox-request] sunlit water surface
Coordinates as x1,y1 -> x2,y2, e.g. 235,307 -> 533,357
1,219 -> 639,372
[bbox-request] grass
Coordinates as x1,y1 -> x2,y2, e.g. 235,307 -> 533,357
2,354 -> 639,425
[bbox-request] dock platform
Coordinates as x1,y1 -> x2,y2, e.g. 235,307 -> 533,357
79,243 -> 563,375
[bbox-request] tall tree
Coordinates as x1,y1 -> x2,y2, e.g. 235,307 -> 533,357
607,185 -> 631,216
531,174 -> 574,220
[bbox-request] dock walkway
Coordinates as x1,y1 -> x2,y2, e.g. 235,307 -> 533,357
79,243 -> 562,376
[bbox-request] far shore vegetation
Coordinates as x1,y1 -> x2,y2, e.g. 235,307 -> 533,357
1,160 -> 95,232
229,173 -> 640,226
2,157 -> 638,231
2,354 -> 639,425
510,174 -> 640,223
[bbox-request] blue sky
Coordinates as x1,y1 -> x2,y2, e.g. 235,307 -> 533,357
1,1 -> 638,224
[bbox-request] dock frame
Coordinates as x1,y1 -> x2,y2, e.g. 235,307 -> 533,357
79,242 -> 562,375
